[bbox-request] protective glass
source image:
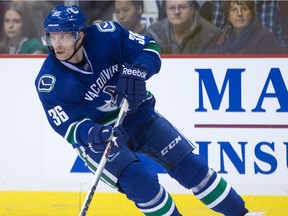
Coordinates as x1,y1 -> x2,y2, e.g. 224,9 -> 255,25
42,32 -> 80,47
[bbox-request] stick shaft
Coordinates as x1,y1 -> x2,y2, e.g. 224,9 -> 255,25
79,99 -> 129,216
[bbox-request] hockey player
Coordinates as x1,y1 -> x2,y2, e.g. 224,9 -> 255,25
35,5 -> 262,216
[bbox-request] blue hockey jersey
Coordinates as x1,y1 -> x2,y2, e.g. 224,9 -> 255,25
35,21 -> 161,148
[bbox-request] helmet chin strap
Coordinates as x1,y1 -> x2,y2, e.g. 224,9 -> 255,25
49,37 -> 82,62
64,38 -> 82,62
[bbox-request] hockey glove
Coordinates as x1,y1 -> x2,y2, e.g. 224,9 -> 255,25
87,125 -> 128,154
115,63 -> 147,112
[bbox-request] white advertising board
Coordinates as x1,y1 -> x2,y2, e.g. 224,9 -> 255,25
0,56 -> 287,196
147,57 -> 288,195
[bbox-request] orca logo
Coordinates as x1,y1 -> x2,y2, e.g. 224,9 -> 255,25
97,86 -> 118,112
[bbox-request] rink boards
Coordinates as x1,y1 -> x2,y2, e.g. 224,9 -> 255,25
0,55 -> 287,215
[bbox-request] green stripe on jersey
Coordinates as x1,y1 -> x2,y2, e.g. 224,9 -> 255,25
65,122 -> 78,145
144,40 -> 160,54
85,156 -> 117,188
65,109 -> 120,145
65,118 -> 89,145
99,109 -> 120,125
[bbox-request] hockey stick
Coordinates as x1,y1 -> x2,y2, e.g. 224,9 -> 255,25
79,98 -> 129,216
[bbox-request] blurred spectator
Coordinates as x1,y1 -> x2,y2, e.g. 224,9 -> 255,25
157,0 -> 214,21
198,1 -> 213,22
205,1 -> 284,54
0,1 -> 48,54
0,1 -> 55,41
114,0 -> 147,35
211,0 -> 286,46
156,0 -> 166,20
146,0 -> 219,54
0,1 -> 9,36
211,1 -> 225,28
255,1 -> 285,45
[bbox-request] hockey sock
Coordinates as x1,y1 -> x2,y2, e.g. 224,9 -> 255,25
118,161 -> 181,216
136,186 -> 181,216
192,169 -> 245,216
169,153 -> 246,216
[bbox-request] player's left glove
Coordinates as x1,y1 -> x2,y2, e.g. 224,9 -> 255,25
115,63 -> 147,112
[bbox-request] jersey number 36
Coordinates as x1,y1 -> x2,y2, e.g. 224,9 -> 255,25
48,105 -> 69,126
128,31 -> 145,45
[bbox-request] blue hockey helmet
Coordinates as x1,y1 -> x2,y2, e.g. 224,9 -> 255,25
42,5 -> 86,60
43,5 -> 86,33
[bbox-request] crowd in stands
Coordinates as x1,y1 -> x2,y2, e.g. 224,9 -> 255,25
147,1 -> 220,53
205,1 -> 285,53
0,0 -> 287,54
0,1 -> 48,53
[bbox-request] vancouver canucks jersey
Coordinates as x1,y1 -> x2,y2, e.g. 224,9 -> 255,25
35,21 -> 161,148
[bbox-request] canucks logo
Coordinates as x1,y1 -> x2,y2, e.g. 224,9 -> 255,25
38,74 -> 56,92
107,152 -> 120,162
95,21 -> 116,32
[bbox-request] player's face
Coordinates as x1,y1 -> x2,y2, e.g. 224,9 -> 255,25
228,2 -> 252,34
49,32 -> 77,61
165,0 -> 194,27
4,10 -> 23,39
115,0 -> 142,32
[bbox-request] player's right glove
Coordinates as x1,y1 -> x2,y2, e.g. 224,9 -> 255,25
115,63 -> 147,112
87,125 -> 128,154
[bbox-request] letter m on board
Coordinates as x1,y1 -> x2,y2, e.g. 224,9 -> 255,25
195,68 -> 245,112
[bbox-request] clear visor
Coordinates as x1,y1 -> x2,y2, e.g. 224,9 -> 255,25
42,32 -> 80,47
